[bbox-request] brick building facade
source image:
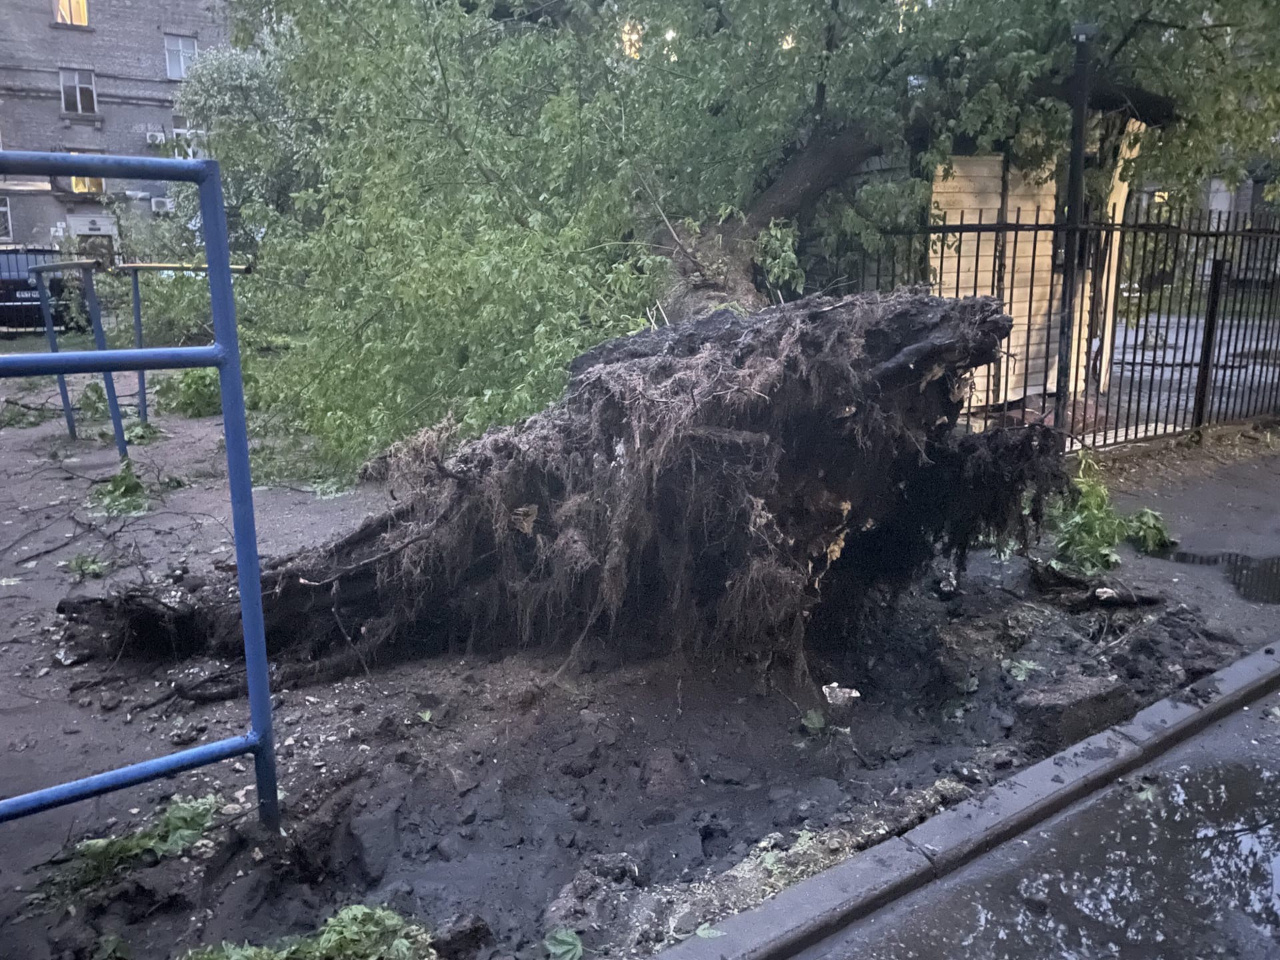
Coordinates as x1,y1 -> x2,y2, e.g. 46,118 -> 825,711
0,0 -> 227,248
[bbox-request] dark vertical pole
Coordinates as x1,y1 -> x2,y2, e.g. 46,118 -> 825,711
83,268 -> 129,459
33,271 -> 77,439
1193,258 -> 1228,429
1054,24 -> 1094,437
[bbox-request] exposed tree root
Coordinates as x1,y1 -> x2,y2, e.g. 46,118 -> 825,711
58,290 -> 1063,688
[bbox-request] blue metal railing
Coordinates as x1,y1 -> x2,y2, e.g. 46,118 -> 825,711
0,151 -> 280,828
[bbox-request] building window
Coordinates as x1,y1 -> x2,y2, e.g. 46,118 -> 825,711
68,152 -> 104,194
171,115 -> 206,159
54,0 -> 88,26
165,35 -> 198,80
0,199 -> 12,242
60,69 -> 96,114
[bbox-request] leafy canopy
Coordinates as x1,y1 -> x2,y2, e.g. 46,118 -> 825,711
171,0 -> 1280,473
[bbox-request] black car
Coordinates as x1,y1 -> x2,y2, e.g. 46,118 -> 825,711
0,248 -> 76,332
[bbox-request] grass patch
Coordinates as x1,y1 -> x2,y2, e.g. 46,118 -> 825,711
180,905 -> 435,960
61,795 -> 217,890
1049,454 -> 1175,573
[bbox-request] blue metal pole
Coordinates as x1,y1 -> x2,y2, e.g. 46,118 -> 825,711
82,268 -> 128,459
0,344 -> 223,378
131,270 -> 148,422
33,271 -> 76,439
0,734 -> 257,824
198,162 -> 280,830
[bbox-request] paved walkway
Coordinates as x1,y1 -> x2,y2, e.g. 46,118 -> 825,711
798,688 -> 1280,959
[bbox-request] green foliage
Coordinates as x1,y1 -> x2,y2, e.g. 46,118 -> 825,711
0,398 -> 58,429
79,381 -> 108,420
123,419 -> 162,445
66,796 -> 217,889
757,220 -> 805,295
158,0 -> 1280,475
1127,507 -> 1175,555
1001,658 -> 1043,682
543,929 -> 584,960
156,368 -> 222,418
93,937 -> 133,960
183,906 -> 435,960
1050,455 -> 1175,573
88,460 -> 148,516
69,553 -> 109,580
801,709 -> 827,736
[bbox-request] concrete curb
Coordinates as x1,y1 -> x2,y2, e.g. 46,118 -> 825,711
657,643 -> 1280,960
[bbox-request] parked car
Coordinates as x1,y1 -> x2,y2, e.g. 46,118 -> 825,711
0,248 -> 78,332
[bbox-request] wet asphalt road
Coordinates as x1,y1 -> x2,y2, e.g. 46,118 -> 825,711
798,690 -> 1280,959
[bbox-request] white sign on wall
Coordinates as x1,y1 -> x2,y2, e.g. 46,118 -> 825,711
66,214 -> 118,238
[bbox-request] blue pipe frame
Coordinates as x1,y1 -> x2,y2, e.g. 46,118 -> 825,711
30,260 -> 129,456
0,151 -> 280,829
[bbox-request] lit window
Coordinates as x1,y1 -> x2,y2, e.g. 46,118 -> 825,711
0,198 -> 12,242
165,35 -> 198,80
54,0 -> 88,26
60,68 -> 96,114
68,152 -> 103,194
620,20 -> 643,59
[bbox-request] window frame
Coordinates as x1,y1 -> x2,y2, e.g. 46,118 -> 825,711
0,198 -> 12,243
54,0 -> 88,27
164,34 -> 199,80
59,68 -> 97,115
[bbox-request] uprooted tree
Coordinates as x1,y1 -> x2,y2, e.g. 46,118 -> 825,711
60,292 -> 1061,693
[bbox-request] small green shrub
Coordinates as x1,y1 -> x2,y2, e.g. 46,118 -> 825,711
156,368 -> 222,417
69,553 -> 110,579
182,905 -> 435,960
67,796 -> 217,889
88,460 -> 148,516
1049,455 -> 1175,573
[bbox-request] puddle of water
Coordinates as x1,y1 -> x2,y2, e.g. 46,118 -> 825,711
1170,551 -> 1280,604
825,762 -> 1280,959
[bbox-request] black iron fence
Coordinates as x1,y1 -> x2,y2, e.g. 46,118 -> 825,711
843,208 -> 1280,447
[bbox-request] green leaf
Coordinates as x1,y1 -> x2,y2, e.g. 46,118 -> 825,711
544,929 -> 584,960
695,924 -> 726,939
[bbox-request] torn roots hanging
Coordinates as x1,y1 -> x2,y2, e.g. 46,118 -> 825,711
59,291 -> 1062,685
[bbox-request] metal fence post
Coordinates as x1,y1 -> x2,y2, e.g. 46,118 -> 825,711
82,268 -> 129,459
1193,258 -> 1229,429
197,163 -> 281,830
1053,23 -> 1095,437
33,271 -> 77,439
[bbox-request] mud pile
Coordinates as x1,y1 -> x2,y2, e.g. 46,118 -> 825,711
61,291 -> 1061,685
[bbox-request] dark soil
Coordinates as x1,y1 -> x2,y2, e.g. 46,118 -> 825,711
2,552 -> 1238,960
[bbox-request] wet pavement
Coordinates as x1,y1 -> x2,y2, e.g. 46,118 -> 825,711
798,689 -> 1280,959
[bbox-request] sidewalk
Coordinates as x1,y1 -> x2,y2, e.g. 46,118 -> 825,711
796,685 -> 1280,959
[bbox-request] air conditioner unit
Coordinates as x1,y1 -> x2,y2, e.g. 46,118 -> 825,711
146,131 -> 167,145
151,196 -> 176,214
